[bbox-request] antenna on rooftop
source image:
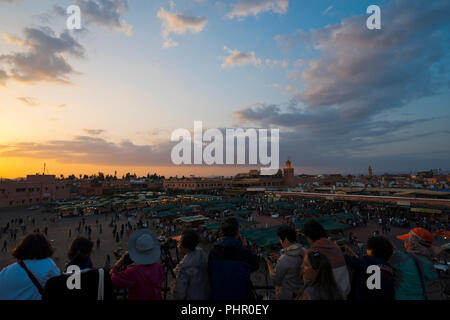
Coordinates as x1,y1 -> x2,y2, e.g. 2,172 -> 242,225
43,163 -> 49,175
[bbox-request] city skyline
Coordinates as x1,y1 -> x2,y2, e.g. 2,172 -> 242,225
1,163 -> 448,181
1,0 -> 450,179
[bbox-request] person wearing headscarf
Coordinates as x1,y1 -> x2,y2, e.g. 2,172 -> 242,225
391,228 -> 438,300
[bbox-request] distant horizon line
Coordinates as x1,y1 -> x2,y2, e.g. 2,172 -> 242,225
2,167 -> 448,181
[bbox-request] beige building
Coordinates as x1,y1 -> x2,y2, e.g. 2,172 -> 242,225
163,177 -> 232,191
0,175 -> 71,208
164,160 -> 298,192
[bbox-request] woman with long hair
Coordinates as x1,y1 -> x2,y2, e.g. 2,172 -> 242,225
66,236 -> 94,270
43,237 -> 114,300
299,250 -> 344,300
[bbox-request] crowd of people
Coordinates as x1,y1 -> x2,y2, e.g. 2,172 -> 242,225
0,215 -> 445,301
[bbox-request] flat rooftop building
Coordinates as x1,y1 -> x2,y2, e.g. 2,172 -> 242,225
0,174 -> 70,208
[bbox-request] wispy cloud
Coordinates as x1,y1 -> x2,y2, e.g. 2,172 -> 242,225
83,129 -> 105,136
2,33 -> 28,47
0,136 -> 172,166
323,5 -> 333,15
54,0 -> 133,35
157,8 -> 208,48
16,97 -> 39,107
265,59 -> 288,69
227,0 -> 289,20
0,0 -> 23,4
221,46 -> 262,68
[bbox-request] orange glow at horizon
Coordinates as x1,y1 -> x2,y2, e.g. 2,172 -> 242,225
0,157 -> 303,179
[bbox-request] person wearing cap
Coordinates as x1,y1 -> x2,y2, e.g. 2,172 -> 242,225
391,227 -> 438,300
110,229 -> 164,300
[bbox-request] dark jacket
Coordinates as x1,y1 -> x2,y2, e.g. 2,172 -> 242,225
208,237 -> 259,300
66,257 -> 93,271
42,262 -> 114,301
345,255 -> 395,301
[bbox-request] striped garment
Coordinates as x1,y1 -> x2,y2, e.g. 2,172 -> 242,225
308,238 -> 351,297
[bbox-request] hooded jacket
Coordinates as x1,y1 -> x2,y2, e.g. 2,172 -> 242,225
271,243 -> 304,300
172,248 -> 209,300
309,238 -> 351,298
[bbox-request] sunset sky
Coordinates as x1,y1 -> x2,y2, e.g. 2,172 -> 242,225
0,0 -> 449,179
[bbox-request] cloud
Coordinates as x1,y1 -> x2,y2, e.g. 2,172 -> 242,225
227,0 -> 289,19
273,0 -> 450,120
16,97 -> 39,107
0,136 -> 172,166
0,27 -> 85,85
234,101 -> 450,172
157,8 -> 208,48
162,37 -> 179,49
323,5 -> 333,15
0,69 -> 7,86
2,33 -> 28,47
293,59 -> 304,68
221,46 -> 262,68
0,0 -> 22,3
54,0 -> 133,35
83,129 -> 105,136
265,59 -> 288,69
234,0 -> 450,172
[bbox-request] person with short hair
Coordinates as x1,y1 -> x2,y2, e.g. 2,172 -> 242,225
343,236 -> 395,300
302,219 -> 351,298
264,226 -> 304,299
0,233 -> 60,300
299,251 -> 343,300
208,218 -> 259,300
171,229 -> 209,300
